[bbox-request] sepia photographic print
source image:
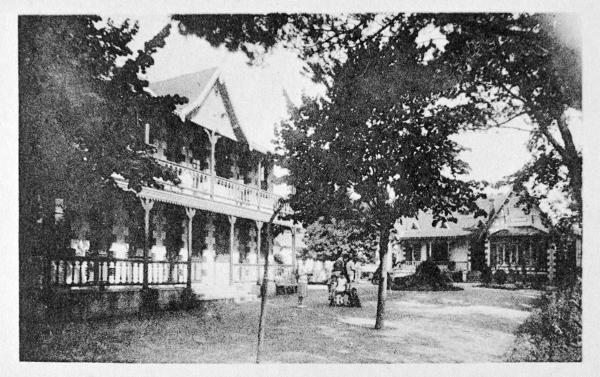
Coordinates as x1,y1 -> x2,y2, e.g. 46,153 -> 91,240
4,0 -> 600,375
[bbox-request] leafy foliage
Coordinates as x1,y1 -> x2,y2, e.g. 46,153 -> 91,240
507,279 -> 582,362
419,13 -> 582,220
392,259 -> 460,291
481,266 -> 493,284
19,16 -> 191,261
302,218 -> 378,262
493,269 -> 508,285
175,13 -> 582,224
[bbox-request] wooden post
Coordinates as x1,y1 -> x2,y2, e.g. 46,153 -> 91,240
256,220 -> 263,284
140,198 -> 154,290
228,215 -> 237,285
548,243 -> 556,283
185,207 -> 196,289
257,160 -> 262,188
204,130 -> 221,199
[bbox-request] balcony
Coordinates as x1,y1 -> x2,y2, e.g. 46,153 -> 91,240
114,158 -> 292,223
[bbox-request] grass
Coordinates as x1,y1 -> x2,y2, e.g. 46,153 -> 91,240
20,283 -> 541,363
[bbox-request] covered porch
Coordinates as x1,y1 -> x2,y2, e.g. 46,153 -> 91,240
395,237 -> 471,272
486,227 -> 549,273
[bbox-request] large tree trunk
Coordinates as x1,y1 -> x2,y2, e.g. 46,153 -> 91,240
374,226 -> 391,330
567,155 -> 582,219
539,113 -> 582,219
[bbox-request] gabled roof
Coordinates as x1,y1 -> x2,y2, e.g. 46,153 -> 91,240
486,190 -> 549,235
395,196 -> 506,240
148,68 -> 219,113
148,68 -> 268,154
395,189 -> 551,241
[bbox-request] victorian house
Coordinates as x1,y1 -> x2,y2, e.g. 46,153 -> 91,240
393,190 -> 551,276
48,67 -> 299,304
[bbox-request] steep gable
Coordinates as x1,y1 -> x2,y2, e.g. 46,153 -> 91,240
148,68 -> 249,146
487,192 -> 548,235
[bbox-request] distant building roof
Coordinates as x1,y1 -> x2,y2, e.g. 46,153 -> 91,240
489,226 -> 547,238
395,195 -> 509,240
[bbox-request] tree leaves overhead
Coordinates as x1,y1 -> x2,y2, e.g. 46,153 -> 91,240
19,16 -> 185,255
419,13 -> 582,218
277,27 -> 485,230
174,13 -> 581,222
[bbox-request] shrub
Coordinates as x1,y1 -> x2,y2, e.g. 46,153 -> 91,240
392,260 -> 461,291
506,278 -> 581,362
481,266 -> 493,284
494,270 -> 507,285
467,270 -> 482,282
449,271 -> 464,283
416,259 -> 442,280
531,274 -> 548,290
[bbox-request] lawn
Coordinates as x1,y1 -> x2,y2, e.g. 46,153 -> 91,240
20,283 -> 541,363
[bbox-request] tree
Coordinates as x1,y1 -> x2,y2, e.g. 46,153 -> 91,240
302,218 -> 378,262
415,14 -> 582,220
277,31 -> 485,329
174,14 -> 486,329
18,15 -> 186,279
256,200 -> 285,364
173,13 -> 581,222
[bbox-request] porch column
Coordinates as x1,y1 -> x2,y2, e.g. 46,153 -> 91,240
185,208 -> 196,289
256,220 -> 263,284
257,160 -> 262,188
205,130 -> 221,198
203,214 -> 217,285
547,244 -> 556,283
140,198 -> 154,290
228,215 -> 237,285
484,239 -> 491,268
466,240 -> 471,271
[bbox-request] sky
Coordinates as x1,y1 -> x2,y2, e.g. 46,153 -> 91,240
117,14 -> 580,184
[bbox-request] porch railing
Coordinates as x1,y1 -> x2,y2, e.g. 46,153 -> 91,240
400,260 -> 423,268
49,256 -> 202,288
156,159 -> 292,215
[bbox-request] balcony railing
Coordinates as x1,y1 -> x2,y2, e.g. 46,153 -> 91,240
156,159 -> 292,215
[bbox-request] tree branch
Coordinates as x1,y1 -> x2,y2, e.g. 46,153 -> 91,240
489,111 -> 530,132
